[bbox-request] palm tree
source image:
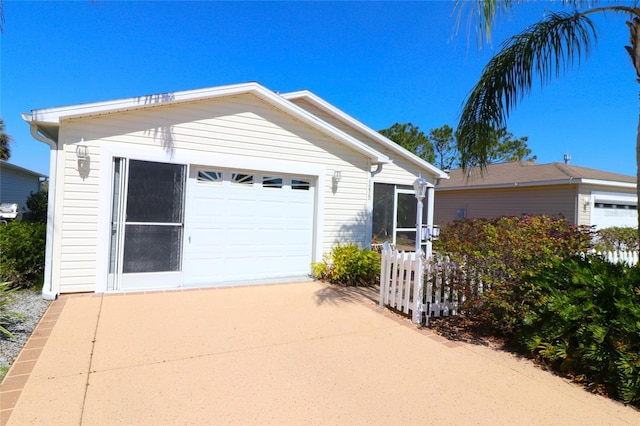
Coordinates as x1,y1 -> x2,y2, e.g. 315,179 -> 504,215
0,118 -> 11,160
455,0 -> 640,233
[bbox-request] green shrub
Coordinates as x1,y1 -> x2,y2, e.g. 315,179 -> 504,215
0,282 -> 17,338
594,226 -> 639,252
434,215 -> 593,335
22,189 -> 48,224
0,222 -> 46,289
312,243 -> 381,287
517,255 -> 640,404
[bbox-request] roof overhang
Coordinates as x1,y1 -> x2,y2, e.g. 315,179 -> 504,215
22,82 -> 391,165
281,90 -> 449,179
0,160 -> 48,178
438,178 -> 637,191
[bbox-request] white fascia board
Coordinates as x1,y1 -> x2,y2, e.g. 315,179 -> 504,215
580,179 -> 636,190
436,178 -> 584,191
282,90 -> 449,179
250,87 -> 390,164
24,83 -> 390,164
26,82 -> 267,124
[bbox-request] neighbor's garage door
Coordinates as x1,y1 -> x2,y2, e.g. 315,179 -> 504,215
183,168 -> 315,286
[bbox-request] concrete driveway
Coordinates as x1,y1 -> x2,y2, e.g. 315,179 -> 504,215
1,281 -> 639,425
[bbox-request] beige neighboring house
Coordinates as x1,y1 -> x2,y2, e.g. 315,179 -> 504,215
434,161 -> 637,229
23,82 -> 447,298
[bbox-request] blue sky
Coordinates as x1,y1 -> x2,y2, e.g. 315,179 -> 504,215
1,1 -> 638,177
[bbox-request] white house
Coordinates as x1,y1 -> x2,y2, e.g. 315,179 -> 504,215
23,82 -> 448,298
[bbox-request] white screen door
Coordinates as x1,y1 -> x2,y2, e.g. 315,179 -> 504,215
108,158 -> 186,291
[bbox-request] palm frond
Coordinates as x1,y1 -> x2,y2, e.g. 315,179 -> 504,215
456,11 -> 596,170
452,0 -> 601,45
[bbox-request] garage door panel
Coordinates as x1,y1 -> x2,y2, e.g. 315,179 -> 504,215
184,169 -> 315,286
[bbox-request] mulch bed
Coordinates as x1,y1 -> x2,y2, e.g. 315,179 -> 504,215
426,315 -> 511,350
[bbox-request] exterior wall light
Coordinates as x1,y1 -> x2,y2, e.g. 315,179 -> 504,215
333,170 -> 342,183
413,176 -> 428,254
75,139 -> 90,175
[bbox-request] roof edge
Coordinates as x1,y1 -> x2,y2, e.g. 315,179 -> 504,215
281,90 -> 449,179
24,83 -> 391,164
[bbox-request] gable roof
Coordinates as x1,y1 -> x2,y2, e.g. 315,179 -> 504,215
281,90 -> 449,179
0,161 -> 47,178
438,161 -> 636,191
22,82 -> 391,165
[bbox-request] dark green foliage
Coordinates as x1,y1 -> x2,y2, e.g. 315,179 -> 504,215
434,215 -> 593,335
456,11 -> 596,170
22,189 -> 48,224
312,243 -> 381,287
517,256 -> 640,404
594,226 -> 639,252
0,117 -> 11,161
0,222 -> 46,289
379,123 -> 435,163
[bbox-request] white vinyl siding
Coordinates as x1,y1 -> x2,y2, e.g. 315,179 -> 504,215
54,93 -> 369,293
53,140 -> 102,293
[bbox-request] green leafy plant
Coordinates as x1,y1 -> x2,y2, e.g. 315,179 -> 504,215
434,215 -> 593,335
0,282 -> 18,338
0,222 -> 46,289
517,255 -> 640,404
312,243 -> 381,287
594,226 -> 639,253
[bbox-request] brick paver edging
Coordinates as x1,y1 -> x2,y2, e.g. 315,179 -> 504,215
0,296 -> 68,426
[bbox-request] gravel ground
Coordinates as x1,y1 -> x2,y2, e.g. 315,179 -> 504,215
0,289 -> 51,380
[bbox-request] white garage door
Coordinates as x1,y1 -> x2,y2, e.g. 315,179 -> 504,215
183,168 -> 315,286
590,192 -> 638,230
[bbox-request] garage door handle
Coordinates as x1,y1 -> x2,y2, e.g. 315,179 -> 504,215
188,235 -> 191,243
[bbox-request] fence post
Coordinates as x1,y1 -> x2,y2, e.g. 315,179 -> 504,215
379,242 -> 391,307
412,251 -> 424,324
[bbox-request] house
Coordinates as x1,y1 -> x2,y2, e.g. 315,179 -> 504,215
0,161 -> 46,215
23,82 -> 448,298
434,161 -> 637,229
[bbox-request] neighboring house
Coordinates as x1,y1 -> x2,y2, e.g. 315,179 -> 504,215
23,82 -> 448,298
435,161 -> 637,229
0,160 -> 46,212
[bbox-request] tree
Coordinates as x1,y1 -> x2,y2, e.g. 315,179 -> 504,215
381,122 -> 534,170
455,0 -> 640,234
379,122 -> 435,163
469,127 -> 536,167
23,189 -> 48,224
0,118 -> 11,160
430,125 -> 457,171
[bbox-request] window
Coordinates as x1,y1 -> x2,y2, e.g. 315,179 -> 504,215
263,176 -> 283,189
595,202 -> 637,210
292,178 -> 310,191
231,173 -> 254,185
197,170 -> 223,183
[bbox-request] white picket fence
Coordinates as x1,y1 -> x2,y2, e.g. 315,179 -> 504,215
379,243 -> 481,325
379,244 -> 640,325
599,250 -> 639,266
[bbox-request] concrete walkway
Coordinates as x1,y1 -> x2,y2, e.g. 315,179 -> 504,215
1,281 -> 639,425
